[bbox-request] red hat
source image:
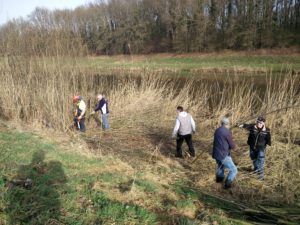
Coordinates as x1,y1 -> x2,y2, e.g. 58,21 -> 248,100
73,95 -> 80,103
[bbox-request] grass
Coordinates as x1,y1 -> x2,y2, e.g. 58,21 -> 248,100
3,127 -> 297,224
0,131 -> 157,224
0,53 -> 299,224
135,179 -> 159,193
91,191 -> 156,224
77,54 -> 300,75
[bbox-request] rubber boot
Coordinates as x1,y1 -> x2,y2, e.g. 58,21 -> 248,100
224,180 -> 233,189
216,176 -> 224,183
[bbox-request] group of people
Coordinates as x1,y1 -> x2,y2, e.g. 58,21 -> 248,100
72,94 -> 110,132
172,106 -> 271,189
73,99 -> 271,188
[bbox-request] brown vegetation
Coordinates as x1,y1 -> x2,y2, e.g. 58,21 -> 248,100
0,1 -> 299,223
0,55 -> 299,206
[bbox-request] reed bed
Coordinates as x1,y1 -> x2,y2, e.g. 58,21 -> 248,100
0,55 -> 299,205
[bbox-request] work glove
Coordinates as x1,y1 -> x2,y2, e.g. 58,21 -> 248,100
171,133 -> 177,139
193,130 -> 196,134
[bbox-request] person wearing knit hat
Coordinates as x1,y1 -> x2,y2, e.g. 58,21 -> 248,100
238,116 -> 271,180
212,117 -> 237,189
221,117 -> 230,125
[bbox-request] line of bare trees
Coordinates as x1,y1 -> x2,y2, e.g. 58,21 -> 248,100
0,0 -> 299,56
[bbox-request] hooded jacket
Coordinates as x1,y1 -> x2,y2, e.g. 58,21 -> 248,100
172,111 -> 196,136
242,124 -> 271,148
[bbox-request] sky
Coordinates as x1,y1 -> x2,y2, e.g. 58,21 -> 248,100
0,0 -> 90,25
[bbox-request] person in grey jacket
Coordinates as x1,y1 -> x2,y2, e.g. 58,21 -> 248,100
172,106 -> 196,158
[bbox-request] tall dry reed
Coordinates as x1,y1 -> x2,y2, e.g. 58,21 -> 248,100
0,55 -> 299,203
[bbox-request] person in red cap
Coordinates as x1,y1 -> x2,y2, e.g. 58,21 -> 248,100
239,116 -> 271,180
73,95 -> 86,132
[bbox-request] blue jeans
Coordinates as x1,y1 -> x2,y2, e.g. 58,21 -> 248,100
250,147 -> 265,180
102,113 -> 110,130
216,156 -> 238,184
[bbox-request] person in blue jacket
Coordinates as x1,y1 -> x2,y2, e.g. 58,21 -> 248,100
212,117 -> 237,189
91,94 -> 110,130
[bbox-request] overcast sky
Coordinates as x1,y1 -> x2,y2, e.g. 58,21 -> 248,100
0,0 -> 90,25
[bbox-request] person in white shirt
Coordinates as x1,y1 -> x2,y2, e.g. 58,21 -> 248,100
172,106 -> 196,158
73,95 -> 86,132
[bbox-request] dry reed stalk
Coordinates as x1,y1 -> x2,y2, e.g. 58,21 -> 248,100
0,55 -> 299,203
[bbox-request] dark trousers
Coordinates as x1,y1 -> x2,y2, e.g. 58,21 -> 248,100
74,117 -> 86,132
176,134 -> 195,157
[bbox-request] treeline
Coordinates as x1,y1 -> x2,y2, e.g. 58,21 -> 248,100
0,0 -> 299,56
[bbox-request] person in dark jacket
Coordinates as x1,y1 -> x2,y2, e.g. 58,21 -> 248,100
239,116 -> 271,180
91,94 -> 110,130
212,117 -> 237,189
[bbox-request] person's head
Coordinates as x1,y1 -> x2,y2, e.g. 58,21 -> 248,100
256,116 -> 266,129
176,106 -> 184,114
73,95 -> 80,104
221,117 -> 230,128
97,94 -> 103,101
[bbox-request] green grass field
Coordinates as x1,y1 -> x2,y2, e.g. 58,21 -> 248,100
2,53 -> 299,78
0,131 -> 159,224
0,128 -> 299,224
77,54 -> 300,75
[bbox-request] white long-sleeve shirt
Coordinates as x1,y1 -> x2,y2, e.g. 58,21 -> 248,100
172,111 -> 196,136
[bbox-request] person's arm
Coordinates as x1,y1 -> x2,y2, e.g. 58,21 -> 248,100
94,101 -> 102,112
74,108 -> 78,117
172,119 -> 180,138
80,109 -> 86,117
96,99 -> 105,114
266,129 -> 271,146
226,131 -> 236,150
191,116 -> 196,133
239,123 -> 253,131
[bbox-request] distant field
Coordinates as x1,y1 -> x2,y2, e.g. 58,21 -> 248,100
1,53 -> 299,76
78,53 -> 300,75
